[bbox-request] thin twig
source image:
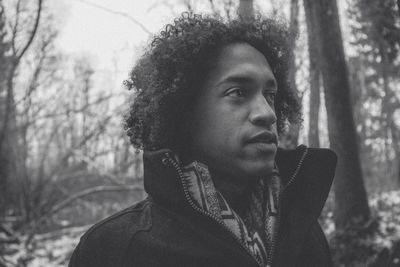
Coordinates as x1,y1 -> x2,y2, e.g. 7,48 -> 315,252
16,0 -> 43,62
49,184 -> 142,215
0,0 -> 43,152
72,0 -> 152,35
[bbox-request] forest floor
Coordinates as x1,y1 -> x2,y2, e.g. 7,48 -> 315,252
1,190 -> 400,267
321,190 -> 400,266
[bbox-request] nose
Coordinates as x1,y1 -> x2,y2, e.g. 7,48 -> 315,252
249,94 -> 277,127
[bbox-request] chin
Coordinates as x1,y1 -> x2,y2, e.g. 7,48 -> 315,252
239,161 -> 275,179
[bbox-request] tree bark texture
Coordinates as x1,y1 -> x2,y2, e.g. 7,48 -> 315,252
398,0 -> 400,16
303,0 -> 321,148
0,0 -> 43,217
0,4 -> 11,217
279,0 -> 301,149
238,0 -> 254,21
379,43 -> 400,182
285,0 -> 300,148
303,0 -> 370,229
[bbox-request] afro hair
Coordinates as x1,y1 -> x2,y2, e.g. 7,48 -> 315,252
125,12 -> 301,152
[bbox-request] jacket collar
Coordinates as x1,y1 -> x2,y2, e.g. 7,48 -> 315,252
143,145 -> 337,221
274,146 -> 337,265
143,145 -> 337,266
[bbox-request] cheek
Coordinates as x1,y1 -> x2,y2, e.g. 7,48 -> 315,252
197,117 -> 230,144
193,115 -> 241,153
190,99 -> 248,153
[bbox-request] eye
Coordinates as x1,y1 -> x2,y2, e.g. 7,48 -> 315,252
264,91 -> 276,104
226,88 -> 245,98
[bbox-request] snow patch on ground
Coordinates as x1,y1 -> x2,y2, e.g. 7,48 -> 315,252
3,190 -> 400,266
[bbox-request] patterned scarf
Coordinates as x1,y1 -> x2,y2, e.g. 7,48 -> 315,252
181,161 -> 282,267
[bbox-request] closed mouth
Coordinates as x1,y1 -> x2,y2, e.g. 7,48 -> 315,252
247,132 -> 277,145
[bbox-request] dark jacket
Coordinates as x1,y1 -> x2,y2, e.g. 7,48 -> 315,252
69,145 -> 337,267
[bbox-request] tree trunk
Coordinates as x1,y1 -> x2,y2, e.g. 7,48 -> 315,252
304,0 -> 320,148
391,121 -> 400,183
307,72 -> 320,148
0,3 -> 8,216
279,0 -> 300,149
238,0 -> 253,21
397,0 -> 400,16
303,0 -> 370,229
379,43 -> 400,182
0,0 -> 43,218
287,0 -> 300,148
0,61 -> 19,217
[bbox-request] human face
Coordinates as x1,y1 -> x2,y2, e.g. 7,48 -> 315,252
190,43 -> 278,181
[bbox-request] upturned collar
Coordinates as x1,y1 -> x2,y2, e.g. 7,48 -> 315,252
143,145 -> 336,222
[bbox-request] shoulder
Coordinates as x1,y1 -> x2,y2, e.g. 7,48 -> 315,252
305,147 -> 337,165
277,145 -> 337,167
81,198 -> 152,242
277,145 -> 337,185
69,198 -> 153,267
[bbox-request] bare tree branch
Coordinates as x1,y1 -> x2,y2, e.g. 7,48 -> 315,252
147,0 -> 176,15
208,0 -> 219,17
16,0 -> 43,62
18,29 -> 58,107
19,181 -> 140,245
183,0 -> 194,13
46,114 -> 114,180
50,185 -> 142,215
37,121 -> 62,180
34,224 -> 91,240
10,0 -> 22,55
238,0 -> 254,21
0,0 -> 43,152
397,0 -> 400,17
24,184 -> 142,236
15,93 -> 118,131
73,0 -> 152,35
224,0 -> 234,21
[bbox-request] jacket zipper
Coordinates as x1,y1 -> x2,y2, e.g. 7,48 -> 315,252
164,154 -> 263,267
267,146 -> 309,266
165,146 -> 308,267
282,146 -> 309,192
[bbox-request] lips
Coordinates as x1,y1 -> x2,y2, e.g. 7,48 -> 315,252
247,131 -> 277,145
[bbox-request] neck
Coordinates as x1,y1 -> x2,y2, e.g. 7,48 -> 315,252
211,172 -> 256,217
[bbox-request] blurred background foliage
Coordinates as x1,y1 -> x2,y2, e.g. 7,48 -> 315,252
0,0 -> 399,266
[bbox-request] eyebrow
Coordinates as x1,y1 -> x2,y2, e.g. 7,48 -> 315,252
218,75 -> 277,89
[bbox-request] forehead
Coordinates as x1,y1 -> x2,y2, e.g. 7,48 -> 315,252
218,43 -> 270,67
205,43 -> 275,86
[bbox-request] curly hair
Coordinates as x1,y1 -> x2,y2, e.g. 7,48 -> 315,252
125,13 -> 301,152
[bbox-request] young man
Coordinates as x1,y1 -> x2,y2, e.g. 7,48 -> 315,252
69,13 -> 337,267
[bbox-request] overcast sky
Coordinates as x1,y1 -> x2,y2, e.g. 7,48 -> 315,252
52,0 -> 294,77
54,0 -> 178,79
52,0 -> 349,76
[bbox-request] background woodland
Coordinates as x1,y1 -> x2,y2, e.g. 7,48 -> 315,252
0,0 -> 399,266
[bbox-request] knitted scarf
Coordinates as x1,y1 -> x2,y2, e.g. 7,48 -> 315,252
181,161 -> 281,266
